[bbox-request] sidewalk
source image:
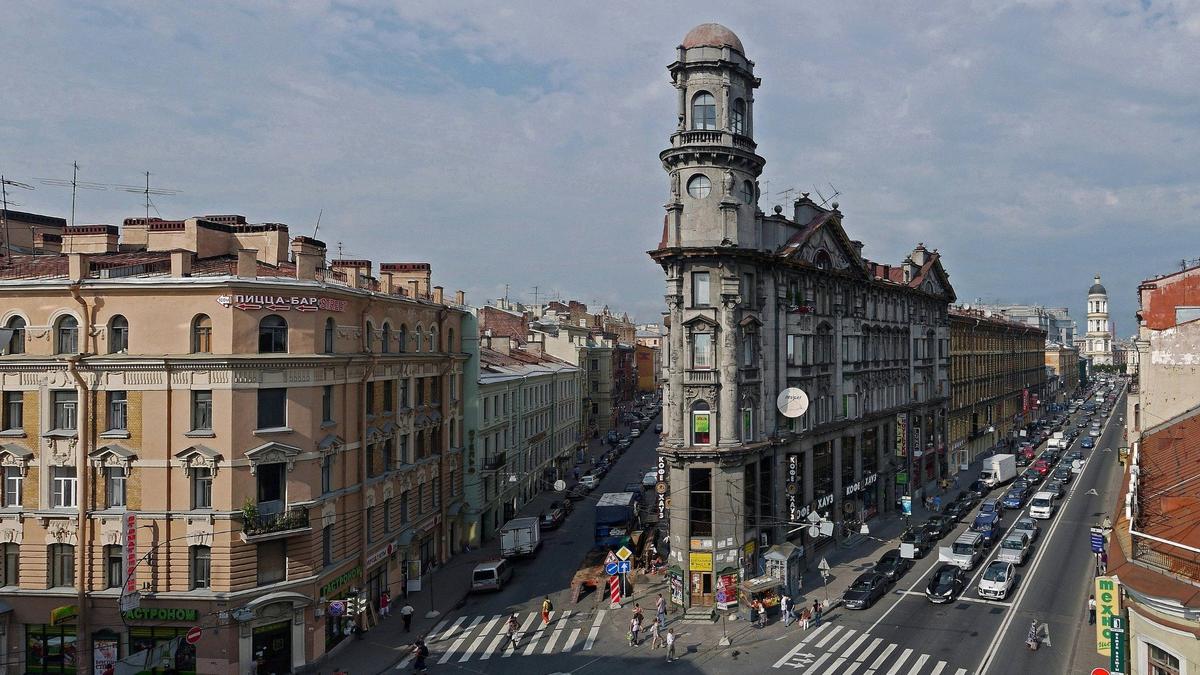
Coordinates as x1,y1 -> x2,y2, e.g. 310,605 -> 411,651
301,435 -> 618,674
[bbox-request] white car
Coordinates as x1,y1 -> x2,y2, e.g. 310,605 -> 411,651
642,471 -> 658,488
978,561 -> 1015,600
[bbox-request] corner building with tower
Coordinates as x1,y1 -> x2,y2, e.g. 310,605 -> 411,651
650,24 -> 956,610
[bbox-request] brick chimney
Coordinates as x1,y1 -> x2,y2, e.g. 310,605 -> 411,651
408,280 -> 420,299
68,253 -> 90,282
455,290 -> 465,305
291,236 -> 326,281
62,225 -> 119,254
170,250 -> 192,277
331,259 -> 371,289
433,286 -> 444,304
237,249 -> 258,279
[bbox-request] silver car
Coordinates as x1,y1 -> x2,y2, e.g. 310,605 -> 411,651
996,533 -> 1030,566
1012,517 -> 1040,543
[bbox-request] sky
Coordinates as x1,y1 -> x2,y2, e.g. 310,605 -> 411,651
3,1 -> 1199,333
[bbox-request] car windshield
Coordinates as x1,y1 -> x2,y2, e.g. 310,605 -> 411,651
952,542 -> 976,554
983,565 -> 1009,582
981,503 -> 996,513
935,568 -> 958,584
1017,520 -> 1035,530
1002,538 -> 1023,550
1032,498 -> 1050,507
849,578 -> 874,592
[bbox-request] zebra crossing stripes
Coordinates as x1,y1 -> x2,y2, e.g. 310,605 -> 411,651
395,608 -> 604,669
438,616 -> 483,664
774,626 -> 970,675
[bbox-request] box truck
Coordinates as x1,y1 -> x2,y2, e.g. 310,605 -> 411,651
978,454 -> 1017,488
499,517 -> 542,558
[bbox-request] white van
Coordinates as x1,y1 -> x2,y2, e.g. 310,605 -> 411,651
471,560 -> 513,592
1029,491 -> 1056,519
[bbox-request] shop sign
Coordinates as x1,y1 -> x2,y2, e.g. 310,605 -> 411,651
123,511 -> 138,595
122,607 -> 200,622
668,571 -> 684,606
366,540 -> 398,568
689,552 -> 713,572
1095,576 -> 1122,656
895,471 -> 908,485
815,493 -> 834,511
895,414 -> 908,458
656,456 -> 668,519
320,565 -> 363,598
844,472 -> 878,497
786,454 -> 800,519
716,573 -> 738,608
688,538 -> 712,550
50,605 -> 78,626
217,294 -> 347,312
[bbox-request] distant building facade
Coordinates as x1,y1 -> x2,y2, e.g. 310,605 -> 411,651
1084,274 -> 1114,365
972,303 -> 1075,345
1044,343 -> 1081,402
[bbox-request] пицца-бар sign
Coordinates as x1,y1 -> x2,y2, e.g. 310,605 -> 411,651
217,294 -> 348,312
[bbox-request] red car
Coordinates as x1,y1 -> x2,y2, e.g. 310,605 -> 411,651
1032,461 -> 1051,476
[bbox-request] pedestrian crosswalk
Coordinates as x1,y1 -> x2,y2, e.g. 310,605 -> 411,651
773,623 -> 970,675
395,609 -> 606,669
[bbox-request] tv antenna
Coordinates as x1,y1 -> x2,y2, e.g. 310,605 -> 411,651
1,176 -> 35,263
312,209 -> 323,239
116,171 -> 181,225
530,285 -> 541,307
37,162 -> 108,227
776,187 -> 797,204
812,183 -> 841,208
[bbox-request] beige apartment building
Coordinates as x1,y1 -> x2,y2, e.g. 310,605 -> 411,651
0,217 -> 467,673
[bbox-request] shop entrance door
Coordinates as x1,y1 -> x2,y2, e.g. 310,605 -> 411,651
689,571 -> 713,606
252,621 -> 291,674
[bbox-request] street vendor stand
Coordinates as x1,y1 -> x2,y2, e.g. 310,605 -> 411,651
739,575 -> 783,621
763,542 -> 804,598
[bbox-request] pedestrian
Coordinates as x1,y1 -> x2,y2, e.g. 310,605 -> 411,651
630,614 -> 641,646
1088,594 -> 1096,625
650,616 -> 664,648
656,593 -> 667,627
380,589 -> 391,618
412,638 -> 429,673
666,628 -> 677,662
506,613 -> 522,649
780,595 -> 793,627
633,602 -> 644,626
953,474 -> 960,490
812,600 -> 822,627
1100,549 -> 1109,574
799,607 -> 811,630
541,596 -> 553,626
933,494 -> 942,513
401,602 -> 415,632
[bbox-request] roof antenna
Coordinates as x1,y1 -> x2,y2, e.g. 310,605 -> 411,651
813,183 -> 841,208
313,208 -> 323,239
776,187 -> 796,204
37,162 -> 107,227
117,171 -> 181,225
1,175 -> 35,264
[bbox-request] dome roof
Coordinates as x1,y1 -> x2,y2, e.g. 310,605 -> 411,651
682,23 -> 745,54
1089,275 -> 1107,295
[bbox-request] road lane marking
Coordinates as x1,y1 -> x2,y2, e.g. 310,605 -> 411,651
583,609 -> 605,650
436,616 -> 467,642
854,637 -> 883,663
426,618 -> 449,641
906,653 -> 929,674
796,650 -> 835,675
840,632 -> 870,657
882,647 -> 912,675
827,628 -> 857,652
772,623 -> 831,668
954,669 -> 967,675
503,612 -> 538,657
930,662 -> 946,675
866,643 -> 896,672
814,625 -> 844,648
459,615 -> 501,662
542,610 -> 572,654
522,610 -> 554,655
439,616 -> 482,664
895,589 -> 1011,607
562,627 -> 581,652
480,630 -> 507,660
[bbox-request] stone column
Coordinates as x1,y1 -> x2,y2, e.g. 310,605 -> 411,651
831,435 -> 844,532
719,293 -> 739,446
667,292 -> 686,446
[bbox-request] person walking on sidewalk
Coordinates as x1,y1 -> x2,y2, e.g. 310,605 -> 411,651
1088,594 -> 1097,625
380,590 -> 391,618
629,614 -> 642,646
541,596 -> 553,626
632,602 -> 644,627
650,616 -> 664,648
506,613 -> 521,649
655,593 -> 667,628
812,600 -> 822,627
780,595 -> 793,627
401,602 -> 415,632
666,628 -> 677,662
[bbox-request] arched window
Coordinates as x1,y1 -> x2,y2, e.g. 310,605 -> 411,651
740,180 -> 755,205
3,316 -> 25,354
55,315 -> 79,355
398,324 -> 408,353
429,327 -> 439,353
108,315 -> 129,353
814,250 -> 832,271
364,321 -> 375,352
324,318 -> 336,353
447,328 -> 455,353
691,401 -> 712,446
191,314 -> 212,354
381,323 -> 391,353
258,315 -> 288,353
731,98 -> 746,135
414,325 -> 423,353
691,92 -> 716,130
687,174 -> 711,199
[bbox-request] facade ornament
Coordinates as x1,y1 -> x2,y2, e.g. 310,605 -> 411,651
670,172 -> 680,201
722,170 -> 735,198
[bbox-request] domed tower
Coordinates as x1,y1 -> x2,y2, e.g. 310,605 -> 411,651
1084,274 -> 1113,365
660,23 -> 765,249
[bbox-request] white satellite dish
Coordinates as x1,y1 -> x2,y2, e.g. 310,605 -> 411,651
777,388 -> 810,418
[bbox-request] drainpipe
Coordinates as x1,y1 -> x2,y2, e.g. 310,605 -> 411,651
357,299 -> 378,622
67,284 -> 93,673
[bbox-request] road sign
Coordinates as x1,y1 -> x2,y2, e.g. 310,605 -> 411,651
608,575 -> 621,606
554,479 -> 566,491
605,563 -> 619,575
1091,668 -> 1110,675
185,626 -> 202,645
605,551 -> 619,565
617,560 -> 632,573
807,525 -> 820,538
327,600 -> 346,617
1090,527 -> 1106,553
118,591 -> 140,612
817,557 -> 830,572
616,546 -> 633,561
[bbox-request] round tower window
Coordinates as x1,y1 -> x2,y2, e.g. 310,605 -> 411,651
687,174 -> 711,199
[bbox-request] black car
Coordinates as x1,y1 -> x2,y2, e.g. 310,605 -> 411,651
1052,466 -> 1072,483
873,549 -> 914,582
966,480 -> 991,499
942,499 -> 970,522
843,572 -> 889,610
900,527 -> 934,557
540,506 -> 567,530
549,499 -> 573,515
1015,454 -> 1031,467
923,515 -> 956,539
925,564 -> 966,604
564,485 -> 587,502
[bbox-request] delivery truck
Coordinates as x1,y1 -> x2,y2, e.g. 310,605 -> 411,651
978,453 -> 1017,488
595,492 -> 641,548
499,517 -> 542,558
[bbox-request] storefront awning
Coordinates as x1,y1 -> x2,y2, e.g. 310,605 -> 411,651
396,530 -> 417,547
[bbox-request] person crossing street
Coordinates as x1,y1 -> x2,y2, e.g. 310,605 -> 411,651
541,596 -> 553,626
506,613 -> 521,649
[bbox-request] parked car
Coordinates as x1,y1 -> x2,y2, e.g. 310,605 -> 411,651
549,499 -> 573,515
623,482 -> 645,498
579,474 -> 600,490
942,499 -> 970,522
873,549 -> 914,582
966,480 -> 991,499
630,428 -> 641,438
654,424 -> 663,434
925,564 -> 967,604
1012,517 -> 1040,543
564,485 -> 588,502
843,572 -> 890,610
978,560 -> 1016,600
642,471 -> 658,488
540,506 -> 567,530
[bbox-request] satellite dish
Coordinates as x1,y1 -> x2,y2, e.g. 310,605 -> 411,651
777,388 -> 810,418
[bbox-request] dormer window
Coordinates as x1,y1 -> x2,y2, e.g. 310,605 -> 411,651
691,92 -> 716,130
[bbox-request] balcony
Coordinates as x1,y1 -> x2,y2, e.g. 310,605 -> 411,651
685,369 -> 718,385
483,452 -> 507,471
241,505 -> 311,543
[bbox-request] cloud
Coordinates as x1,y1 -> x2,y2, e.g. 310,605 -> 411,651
2,1 -> 1198,331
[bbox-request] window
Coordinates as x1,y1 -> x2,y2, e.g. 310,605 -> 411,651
430,328 -> 440,352
53,390 -> 77,431
3,316 -> 25,354
365,321 -> 374,352
692,271 -> 710,306
398,324 -> 407,353
383,497 -> 392,533
741,407 -> 753,442
400,379 -> 410,408
322,385 -> 334,424
321,454 -> 334,493
381,323 -> 391,353
3,467 -> 22,507
383,380 -> 394,412
256,540 -> 286,585
105,467 -> 126,508
191,467 -> 213,509
1,543 -> 17,586
257,388 -> 287,429
731,98 -> 746,134
190,545 -> 211,589
322,525 -> 334,566
447,328 -> 455,353
688,468 -> 713,537
257,315 -> 288,353
741,180 -> 755,205
1147,643 -> 1180,675
400,490 -> 410,524
691,403 -> 712,446
256,463 -> 285,509
106,391 -> 128,432
52,466 -> 78,508
191,391 -> 213,432
414,326 -> 423,352
691,333 -> 713,369
687,174 -> 711,199
105,545 -> 122,589
399,434 -> 410,465
48,544 -> 74,587
55,315 -> 78,354
191,314 -> 212,353
365,505 -> 375,543
365,383 -> 375,415
2,391 -> 21,431
691,92 -> 716,130
108,315 -> 129,353
323,317 -> 336,354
